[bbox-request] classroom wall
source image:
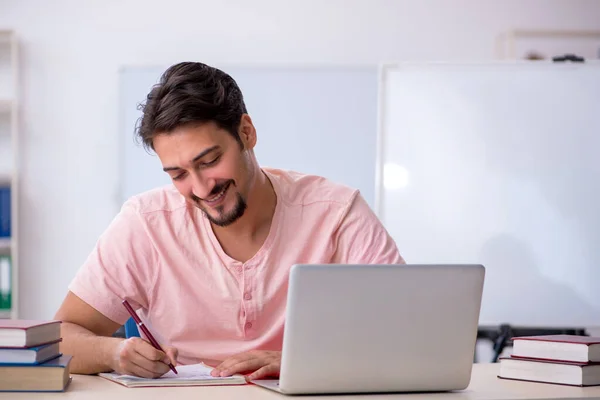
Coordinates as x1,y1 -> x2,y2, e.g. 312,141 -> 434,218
0,0 -> 599,320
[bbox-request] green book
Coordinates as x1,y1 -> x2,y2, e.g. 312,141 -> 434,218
0,255 -> 11,311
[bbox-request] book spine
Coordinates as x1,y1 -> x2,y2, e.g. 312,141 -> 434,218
0,186 -> 9,238
0,256 -> 10,311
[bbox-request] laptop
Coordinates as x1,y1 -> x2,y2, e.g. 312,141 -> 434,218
252,263 -> 485,395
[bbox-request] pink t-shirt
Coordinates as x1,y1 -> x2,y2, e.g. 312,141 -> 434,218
69,168 -> 404,366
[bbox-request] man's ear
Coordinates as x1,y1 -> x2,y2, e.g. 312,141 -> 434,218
238,114 -> 257,150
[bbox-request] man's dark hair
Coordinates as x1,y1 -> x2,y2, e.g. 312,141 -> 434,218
135,62 -> 247,151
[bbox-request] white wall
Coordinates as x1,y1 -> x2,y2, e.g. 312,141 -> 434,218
0,0 -> 599,320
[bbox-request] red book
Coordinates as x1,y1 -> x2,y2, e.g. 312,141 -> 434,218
0,320 -> 61,348
512,335 -> 600,363
499,356 -> 600,387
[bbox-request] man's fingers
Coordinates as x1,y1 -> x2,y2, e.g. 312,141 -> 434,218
130,362 -> 164,379
113,338 -> 177,378
122,359 -> 165,379
211,355 -> 251,376
130,348 -> 171,375
132,338 -> 167,362
246,364 -> 280,381
123,339 -> 169,375
211,351 -> 281,378
163,346 -> 179,366
210,351 -> 282,380
130,338 -> 177,372
217,358 -> 264,377
211,361 -> 236,376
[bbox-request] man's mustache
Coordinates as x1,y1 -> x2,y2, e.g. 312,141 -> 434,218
191,180 -> 233,203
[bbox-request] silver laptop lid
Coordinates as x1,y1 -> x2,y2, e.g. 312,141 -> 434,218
278,264 -> 485,394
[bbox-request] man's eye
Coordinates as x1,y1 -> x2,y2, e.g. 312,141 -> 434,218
204,156 -> 221,166
172,173 -> 186,181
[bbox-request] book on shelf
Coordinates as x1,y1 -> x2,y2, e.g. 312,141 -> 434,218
512,334 -> 600,363
0,185 -> 9,238
0,320 -> 61,347
0,255 -> 11,311
0,354 -> 72,392
0,340 -> 61,364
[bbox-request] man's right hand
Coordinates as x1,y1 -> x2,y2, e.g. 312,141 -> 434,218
54,292 -> 179,376
111,337 -> 178,378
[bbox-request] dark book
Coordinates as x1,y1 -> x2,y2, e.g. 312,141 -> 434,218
0,186 -> 9,238
0,320 -> 61,348
0,354 -> 72,392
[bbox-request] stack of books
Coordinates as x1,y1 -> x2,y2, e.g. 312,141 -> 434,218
0,319 -> 72,392
499,334 -> 600,387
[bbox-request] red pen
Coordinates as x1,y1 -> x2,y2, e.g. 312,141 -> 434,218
122,299 -> 178,374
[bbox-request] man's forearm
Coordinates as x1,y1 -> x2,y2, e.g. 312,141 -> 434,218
60,321 -> 124,374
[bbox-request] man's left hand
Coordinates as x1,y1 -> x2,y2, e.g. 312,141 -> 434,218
211,350 -> 281,381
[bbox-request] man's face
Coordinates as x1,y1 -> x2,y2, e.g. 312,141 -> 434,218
153,119 -> 256,227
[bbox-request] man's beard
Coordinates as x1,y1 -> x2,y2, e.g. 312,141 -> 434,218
192,181 -> 248,227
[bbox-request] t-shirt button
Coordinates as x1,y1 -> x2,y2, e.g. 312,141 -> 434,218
244,293 -> 252,301
235,266 -> 243,273
245,322 -> 253,329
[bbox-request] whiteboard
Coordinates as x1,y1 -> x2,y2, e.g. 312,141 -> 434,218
119,65 -> 378,207
378,61 -> 600,327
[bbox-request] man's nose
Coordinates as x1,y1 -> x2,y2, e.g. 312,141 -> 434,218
190,173 -> 216,200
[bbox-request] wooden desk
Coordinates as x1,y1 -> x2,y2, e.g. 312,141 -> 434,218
2,363 -> 600,399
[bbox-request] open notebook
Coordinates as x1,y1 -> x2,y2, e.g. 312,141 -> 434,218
98,362 -> 247,387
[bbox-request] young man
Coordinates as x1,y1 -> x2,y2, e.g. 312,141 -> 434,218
55,62 -> 404,380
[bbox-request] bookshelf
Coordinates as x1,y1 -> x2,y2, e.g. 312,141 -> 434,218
0,30 -> 19,320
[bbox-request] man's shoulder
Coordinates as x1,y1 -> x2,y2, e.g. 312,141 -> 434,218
264,168 -> 359,209
122,184 -> 187,216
